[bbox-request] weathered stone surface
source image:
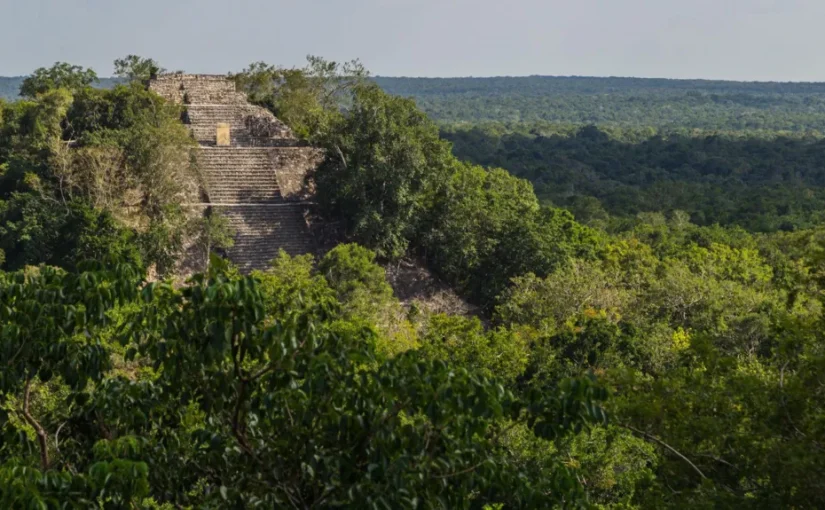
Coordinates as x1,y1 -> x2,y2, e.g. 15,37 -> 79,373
216,204 -> 316,272
272,149 -> 324,199
194,147 -> 323,204
150,74 -> 321,273
184,104 -> 298,147
148,74 -> 245,105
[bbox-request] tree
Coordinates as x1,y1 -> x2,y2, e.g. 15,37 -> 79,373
0,77 -> 198,274
419,314 -> 529,383
317,84 -> 455,259
318,243 -> 394,304
422,163 -> 603,307
0,262 -> 141,471
0,196 -> 142,272
19,62 -> 98,98
113,55 -> 165,82
233,56 -> 367,140
190,210 -> 235,270
319,243 -> 418,356
64,83 -> 197,274
495,260 -> 628,336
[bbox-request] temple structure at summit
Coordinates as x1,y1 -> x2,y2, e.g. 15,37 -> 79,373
148,74 -> 322,273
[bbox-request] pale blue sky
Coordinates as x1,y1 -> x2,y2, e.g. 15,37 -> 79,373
2,0 -> 824,80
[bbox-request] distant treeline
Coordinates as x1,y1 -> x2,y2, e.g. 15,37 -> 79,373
445,123 -> 825,231
6,74 -> 825,132
374,75 -> 825,132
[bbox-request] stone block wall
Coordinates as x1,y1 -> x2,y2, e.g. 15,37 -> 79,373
148,74 -> 245,105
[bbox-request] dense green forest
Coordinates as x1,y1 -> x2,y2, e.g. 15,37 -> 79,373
7,73 -> 825,133
2,57 -> 825,508
375,76 -> 825,132
444,123 -> 825,232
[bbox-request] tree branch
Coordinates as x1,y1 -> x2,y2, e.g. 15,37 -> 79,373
250,334 -> 310,382
54,422 -> 67,456
432,459 -> 487,480
6,342 -> 26,367
231,378 -> 255,457
625,425 -> 706,480
227,330 -> 257,456
21,375 -> 50,471
695,453 -> 736,469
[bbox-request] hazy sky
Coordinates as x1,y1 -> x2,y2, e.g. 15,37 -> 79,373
2,0 -> 824,81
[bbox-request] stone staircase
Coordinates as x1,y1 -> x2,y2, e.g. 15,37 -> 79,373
149,75 -> 320,272
216,205 -> 316,272
197,147 -> 283,204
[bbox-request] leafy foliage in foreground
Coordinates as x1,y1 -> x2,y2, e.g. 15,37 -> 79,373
0,257 -> 607,508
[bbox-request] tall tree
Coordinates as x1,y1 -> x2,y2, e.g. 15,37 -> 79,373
113,55 -> 165,82
19,63 -> 98,98
232,55 -> 367,140
317,84 -> 455,259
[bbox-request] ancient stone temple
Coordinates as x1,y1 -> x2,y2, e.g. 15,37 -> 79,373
148,75 -> 322,273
